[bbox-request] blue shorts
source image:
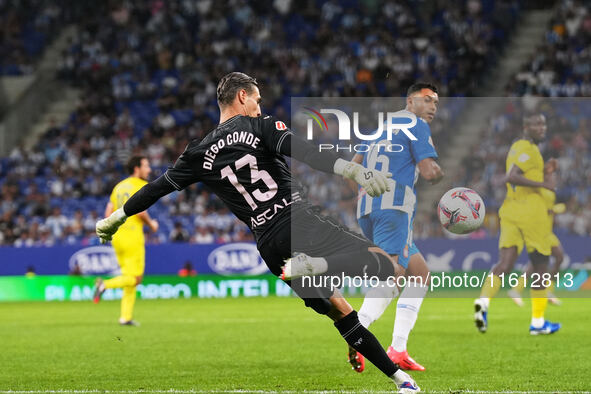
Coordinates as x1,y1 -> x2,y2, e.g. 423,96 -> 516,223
358,209 -> 419,269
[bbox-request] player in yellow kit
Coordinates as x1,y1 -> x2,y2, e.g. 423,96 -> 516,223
93,156 -> 158,326
508,182 -> 566,306
474,113 -> 561,335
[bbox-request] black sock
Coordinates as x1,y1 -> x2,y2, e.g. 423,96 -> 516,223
334,310 -> 398,378
325,250 -> 395,280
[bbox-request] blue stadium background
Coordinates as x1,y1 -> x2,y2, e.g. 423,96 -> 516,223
0,0 -> 589,277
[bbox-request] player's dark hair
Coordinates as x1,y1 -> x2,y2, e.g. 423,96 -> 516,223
217,72 -> 258,107
523,113 -> 544,126
407,82 -> 438,97
127,156 -> 146,175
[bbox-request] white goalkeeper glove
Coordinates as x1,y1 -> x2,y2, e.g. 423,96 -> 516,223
334,158 -> 392,197
96,208 -> 128,243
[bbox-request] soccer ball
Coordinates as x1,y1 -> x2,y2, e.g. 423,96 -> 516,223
437,187 -> 485,234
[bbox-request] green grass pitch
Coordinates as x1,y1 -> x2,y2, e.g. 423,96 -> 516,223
1,295 -> 589,392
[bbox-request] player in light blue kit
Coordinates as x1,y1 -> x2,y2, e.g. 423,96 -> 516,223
347,83 -> 444,373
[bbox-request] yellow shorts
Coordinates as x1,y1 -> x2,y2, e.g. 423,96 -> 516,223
547,232 -> 560,249
112,238 -> 145,277
498,215 -> 551,256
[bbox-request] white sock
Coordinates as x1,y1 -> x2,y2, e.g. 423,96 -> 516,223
392,282 -> 428,351
358,281 -> 399,328
531,317 -> 545,328
479,297 -> 490,309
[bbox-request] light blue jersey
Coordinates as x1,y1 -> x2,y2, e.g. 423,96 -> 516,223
357,112 -> 438,267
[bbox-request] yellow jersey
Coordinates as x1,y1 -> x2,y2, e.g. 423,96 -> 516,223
505,139 -> 544,200
540,188 -> 555,211
109,176 -> 148,245
500,139 -> 546,220
498,139 -> 553,254
540,187 -> 556,232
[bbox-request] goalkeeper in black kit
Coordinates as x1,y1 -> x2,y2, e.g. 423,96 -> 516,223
96,72 -> 420,393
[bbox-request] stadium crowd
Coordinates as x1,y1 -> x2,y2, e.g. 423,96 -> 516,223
0,0 -> 79,75
0,0 -> 544,247
451,0 -> 591,240
452,98 -> 591,239
507,0 -> 591,97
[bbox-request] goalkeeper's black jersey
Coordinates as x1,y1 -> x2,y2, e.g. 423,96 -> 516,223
164,115 -> 307,242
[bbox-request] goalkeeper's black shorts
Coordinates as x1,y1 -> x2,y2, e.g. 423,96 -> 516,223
257,204 -> 375,305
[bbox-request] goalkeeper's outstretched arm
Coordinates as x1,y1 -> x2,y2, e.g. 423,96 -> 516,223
123,175 -> 176,216
96,175 -> 176,242
280,133 -> 392,197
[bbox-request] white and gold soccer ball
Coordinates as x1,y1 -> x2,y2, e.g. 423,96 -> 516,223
437,187 -> 485,234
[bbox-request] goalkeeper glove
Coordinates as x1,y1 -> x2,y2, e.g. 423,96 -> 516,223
96,208 -> 128,243
334,158 -> 392,197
